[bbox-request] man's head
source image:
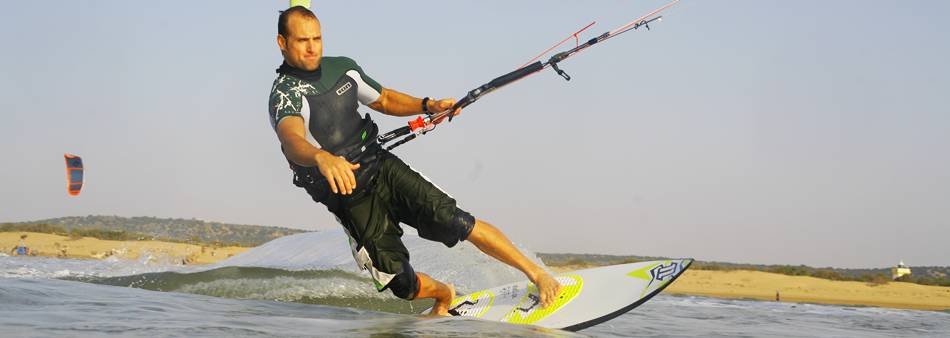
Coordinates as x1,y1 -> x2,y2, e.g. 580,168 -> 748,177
277,6 -> 322,71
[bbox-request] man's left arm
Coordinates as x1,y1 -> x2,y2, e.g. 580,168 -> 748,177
368,88 -> 459,118
345,58 -> 460,119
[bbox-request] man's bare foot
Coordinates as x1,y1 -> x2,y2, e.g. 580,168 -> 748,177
429,283 -> 456,316
532,272 -> 562,308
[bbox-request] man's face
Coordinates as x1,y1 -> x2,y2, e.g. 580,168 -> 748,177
278,14 -> 322,71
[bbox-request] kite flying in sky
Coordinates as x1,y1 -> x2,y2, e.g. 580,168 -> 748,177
64,154 -> 83,196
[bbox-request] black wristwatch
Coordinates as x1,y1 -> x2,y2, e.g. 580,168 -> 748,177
421,97 -> 431,114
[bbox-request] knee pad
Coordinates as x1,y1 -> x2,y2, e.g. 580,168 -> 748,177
418,207 -> 475,248
453,208 -> 476,243
386,261 -> 419,300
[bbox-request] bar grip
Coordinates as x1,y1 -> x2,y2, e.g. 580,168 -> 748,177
488,61 -> 544,89
378,125 -> 411,144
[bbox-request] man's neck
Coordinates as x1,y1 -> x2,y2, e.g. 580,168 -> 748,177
277,61 -> 322,82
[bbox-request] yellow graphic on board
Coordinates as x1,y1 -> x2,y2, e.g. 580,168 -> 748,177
627,260 -> 681,297
626,262 -> 660,281
502,275 -> 583,325
448,290 -> 495,318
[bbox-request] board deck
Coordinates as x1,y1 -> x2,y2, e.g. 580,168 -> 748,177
431,258 -> 693,331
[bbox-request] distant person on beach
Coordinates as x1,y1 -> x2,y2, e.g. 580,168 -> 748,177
266,6 -> 561,315
11,234 -> 31,256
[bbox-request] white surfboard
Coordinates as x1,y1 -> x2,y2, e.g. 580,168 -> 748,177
430,258 -> 693,331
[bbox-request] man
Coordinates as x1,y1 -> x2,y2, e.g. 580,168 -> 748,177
267,6 -> 561,315
11,234 -> 30,256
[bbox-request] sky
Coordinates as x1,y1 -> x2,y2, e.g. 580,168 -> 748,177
1,1 -> 948,268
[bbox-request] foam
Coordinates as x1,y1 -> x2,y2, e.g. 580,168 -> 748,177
209,228 -> 548,292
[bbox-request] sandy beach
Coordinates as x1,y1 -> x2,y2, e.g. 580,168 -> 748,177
1,232 -> 247,265
551,265 -> 950,311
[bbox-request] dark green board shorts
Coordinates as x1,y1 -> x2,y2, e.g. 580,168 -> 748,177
332,152 -> 475,299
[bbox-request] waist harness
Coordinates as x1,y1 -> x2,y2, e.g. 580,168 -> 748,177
289,114 -> 383,206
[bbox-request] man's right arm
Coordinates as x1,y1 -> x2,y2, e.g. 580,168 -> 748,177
276,116 -> 360,195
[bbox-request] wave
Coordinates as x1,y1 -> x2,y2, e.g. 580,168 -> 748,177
202,228 -> 545,293
0,278 -> 584,337
71,229 -> 549,314
0,254 -> 191,279
73,267 -> 428,314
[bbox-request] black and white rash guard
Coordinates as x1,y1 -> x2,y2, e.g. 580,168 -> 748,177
268,56 -> 384,152
268,56 -> 387,202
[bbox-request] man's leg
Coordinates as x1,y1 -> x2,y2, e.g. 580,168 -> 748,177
414,272 -> 455,315
465,219 -> 563,307
375,155 -> 561,308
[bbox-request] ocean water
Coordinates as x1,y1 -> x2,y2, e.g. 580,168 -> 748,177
1,230 -> 948,337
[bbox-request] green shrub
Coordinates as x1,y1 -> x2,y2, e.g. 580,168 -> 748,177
810,269 -> 847,281
0,223 -> 68,235
769,265 -> 810,276
68,229 -> 144,241
859,273 -> 890,285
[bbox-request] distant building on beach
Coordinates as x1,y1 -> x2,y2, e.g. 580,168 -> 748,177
891,260 -> 912,280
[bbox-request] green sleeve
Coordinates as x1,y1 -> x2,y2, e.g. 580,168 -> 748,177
268,75 -> 313,129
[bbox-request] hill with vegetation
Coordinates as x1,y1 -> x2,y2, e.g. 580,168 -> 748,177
537,253 -> 950,287
3,215 -> 306,247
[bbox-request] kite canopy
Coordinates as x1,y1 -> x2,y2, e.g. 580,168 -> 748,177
64,154 -> 83,196
289,0 -> 310,8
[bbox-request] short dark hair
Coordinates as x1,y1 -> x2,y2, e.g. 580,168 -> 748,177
278,6 -> 317,38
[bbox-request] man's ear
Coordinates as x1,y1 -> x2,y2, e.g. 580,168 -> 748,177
277,34 -> 287,53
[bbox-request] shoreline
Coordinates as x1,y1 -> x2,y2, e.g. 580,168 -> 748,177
1,232 -> 247,265
550,265 -> 950,311
5,232 -> 949,312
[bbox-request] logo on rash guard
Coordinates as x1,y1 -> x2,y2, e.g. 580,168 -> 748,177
336,82 -> 353,96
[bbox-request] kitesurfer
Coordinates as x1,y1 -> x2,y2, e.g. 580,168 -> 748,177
267,6 -> 561,315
